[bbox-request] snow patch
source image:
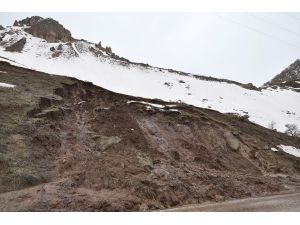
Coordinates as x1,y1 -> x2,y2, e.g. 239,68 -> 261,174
168,109 -> 179,112
72,43 -> 81,56
74,101 -> 86,105
0,70 -> 7,73
271,147 -> 278,152
0,82 -> 15,88
127,101 -> 165,109
279,145 -> 300,157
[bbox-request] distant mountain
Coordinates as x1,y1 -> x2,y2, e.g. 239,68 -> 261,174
264,59 -> 300,92
0,16 -> 299,132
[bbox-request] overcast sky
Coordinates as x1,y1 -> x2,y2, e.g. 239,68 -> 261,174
1,12 -> 300,85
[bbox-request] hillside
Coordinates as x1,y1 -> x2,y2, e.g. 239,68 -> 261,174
0,61 -> 300,211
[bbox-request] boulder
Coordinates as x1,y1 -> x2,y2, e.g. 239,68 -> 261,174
224,131 -> 240,151
94,135 -> 121,151
5,38 -> 26,52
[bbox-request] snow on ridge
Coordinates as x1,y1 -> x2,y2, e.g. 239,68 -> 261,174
72,43 -> 81,56
0,26 -> 299,133
0,82 -> 15,88
278,145 -> 300,158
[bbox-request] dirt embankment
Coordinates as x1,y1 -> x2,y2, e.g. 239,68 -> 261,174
0,61 -> 299,211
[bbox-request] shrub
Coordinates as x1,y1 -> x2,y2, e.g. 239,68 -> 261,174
268,121 -> 276,130
284,124 -> 300,137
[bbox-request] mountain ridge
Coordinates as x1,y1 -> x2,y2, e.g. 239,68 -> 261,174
1,16 -> 259,88
2,16 -> 299,90
0,16 -> 299,132
264,59 -> 300,91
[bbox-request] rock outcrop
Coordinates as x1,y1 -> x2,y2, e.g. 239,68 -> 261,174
14,16 -> 73,43
265,59 -> 300,87
5,38 -> 26,52
13,16 -> 43,27
26,18 -> 72,43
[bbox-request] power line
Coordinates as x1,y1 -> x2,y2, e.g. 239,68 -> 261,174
245,12 -> 300,37
210,13 -> 300,50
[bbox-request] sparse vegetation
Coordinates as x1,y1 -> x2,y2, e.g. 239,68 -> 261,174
284,123 -> 300,137
268,121 -> 276,130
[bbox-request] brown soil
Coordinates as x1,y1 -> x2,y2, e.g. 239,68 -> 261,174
0,61 -> 299,211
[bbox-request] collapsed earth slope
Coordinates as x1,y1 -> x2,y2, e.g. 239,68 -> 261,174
0,61 -> 299,211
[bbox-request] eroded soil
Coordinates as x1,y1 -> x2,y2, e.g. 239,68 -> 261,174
0,61 -> 300,211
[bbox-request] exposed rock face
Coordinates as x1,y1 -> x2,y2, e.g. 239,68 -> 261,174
0,25 -> 4,30
242,83 -> 260,91
5,38 -> 26,52
22,17 -> 73,43
265,59 -> 300,86
13,16 -> 43,27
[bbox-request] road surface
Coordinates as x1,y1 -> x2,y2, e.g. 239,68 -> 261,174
164,192 -> 300,212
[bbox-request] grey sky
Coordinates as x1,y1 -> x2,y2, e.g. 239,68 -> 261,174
1,12 -> 300,85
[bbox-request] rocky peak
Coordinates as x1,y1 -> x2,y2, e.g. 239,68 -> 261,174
0,25 -> 4,30
265,59 -> 300,86
13,16 -> 44,27
15,16 -> 73,43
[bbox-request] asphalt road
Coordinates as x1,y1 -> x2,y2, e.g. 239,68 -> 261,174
164,192 -> 300,212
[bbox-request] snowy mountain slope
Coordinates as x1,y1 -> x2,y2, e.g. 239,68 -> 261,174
0,21 -> 299,133
266,59 -> 300,85
264,59 -> 300,92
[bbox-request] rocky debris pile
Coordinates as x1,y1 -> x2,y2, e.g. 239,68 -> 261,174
0,62 -> 299,211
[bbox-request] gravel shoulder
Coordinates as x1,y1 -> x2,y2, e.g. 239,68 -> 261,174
164,191 -> 300,212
